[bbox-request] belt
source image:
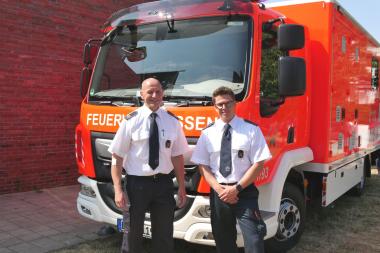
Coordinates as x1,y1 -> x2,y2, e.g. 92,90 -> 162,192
220,182 -> 237,186
127,173 -> 171,181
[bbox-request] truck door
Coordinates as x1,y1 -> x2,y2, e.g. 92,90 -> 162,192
256,18 -> 309,183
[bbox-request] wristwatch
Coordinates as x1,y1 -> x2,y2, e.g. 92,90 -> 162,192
236,183 -> 243,192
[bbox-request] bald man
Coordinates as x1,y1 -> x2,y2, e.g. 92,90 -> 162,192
108,78 -> 188,253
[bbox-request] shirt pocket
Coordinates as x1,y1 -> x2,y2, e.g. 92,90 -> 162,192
206,140 -> 221,154
232,140 -> 251,167
160,132 -> 176,156
206,141 -> 221,168
131,129 -> 150,160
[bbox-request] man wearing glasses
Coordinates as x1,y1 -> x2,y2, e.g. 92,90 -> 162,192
191,86 -> 271,253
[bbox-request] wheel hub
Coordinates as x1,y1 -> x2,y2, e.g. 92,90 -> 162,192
276,198 -> 301,241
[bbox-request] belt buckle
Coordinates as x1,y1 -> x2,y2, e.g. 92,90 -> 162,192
152,174 -> 159,182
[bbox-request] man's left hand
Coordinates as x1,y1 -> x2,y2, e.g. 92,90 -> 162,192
218,185 -> 239,204
177,186 -> 187,208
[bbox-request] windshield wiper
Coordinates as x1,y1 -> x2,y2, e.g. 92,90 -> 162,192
164,95 -> 212,101
97,101 -> 135,107
163,95 -> 212,106
91,95 -> 141,106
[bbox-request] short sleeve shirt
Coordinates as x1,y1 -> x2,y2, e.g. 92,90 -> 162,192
108,106 -> 189,176
190,116 -> 271,184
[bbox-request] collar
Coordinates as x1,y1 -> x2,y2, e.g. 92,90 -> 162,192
140,105 -> 164,119
215,115 -> 240,132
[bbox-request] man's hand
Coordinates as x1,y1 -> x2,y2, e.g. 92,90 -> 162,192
111,154 -> 129,210
198,165 -> 238,204
115,189 -> 129,211
214,184 -> 225,196
177,186 -> 187,208
172,155 -> 186,208
218,185 -> 239,204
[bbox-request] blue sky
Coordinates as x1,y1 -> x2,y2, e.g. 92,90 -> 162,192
266,0 -> 380,43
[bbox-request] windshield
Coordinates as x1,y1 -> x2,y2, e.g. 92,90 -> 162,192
89,16 -> 252,105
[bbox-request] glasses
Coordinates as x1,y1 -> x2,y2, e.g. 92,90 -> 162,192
214,100 -> 235,110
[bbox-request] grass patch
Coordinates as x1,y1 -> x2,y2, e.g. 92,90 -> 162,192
289,170 -> 380,253
52,234 -> 216,253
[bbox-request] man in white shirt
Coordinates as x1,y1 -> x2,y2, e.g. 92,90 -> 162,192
108,78 -> 188,253
191,86 -> 271,253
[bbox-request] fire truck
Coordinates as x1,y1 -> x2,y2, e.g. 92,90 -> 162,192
75,0 -> 380,251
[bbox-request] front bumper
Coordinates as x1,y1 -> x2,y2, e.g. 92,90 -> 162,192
77,175 -> 277,247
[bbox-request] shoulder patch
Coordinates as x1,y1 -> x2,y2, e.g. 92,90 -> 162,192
125,110 -> 138,120
203,122 -> 215,130
244,119 -> 258,126
166,111 -> 179,120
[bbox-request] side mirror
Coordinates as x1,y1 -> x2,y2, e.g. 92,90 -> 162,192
279,56 -> 306,96
80,67 -> 91,98
83,41 -> 99,65
278,24 -> 305,51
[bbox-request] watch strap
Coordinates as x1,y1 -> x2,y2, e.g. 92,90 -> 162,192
236,183 -> 243,192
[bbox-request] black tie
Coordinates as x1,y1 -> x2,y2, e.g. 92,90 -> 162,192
220,124 -> 232,177
149,113 -> 159,170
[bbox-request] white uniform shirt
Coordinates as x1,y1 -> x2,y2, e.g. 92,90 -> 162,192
191,116 -> 272,184
108,106 -> 189,176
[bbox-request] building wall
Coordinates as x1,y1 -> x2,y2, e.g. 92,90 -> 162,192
0,0 -> 150,194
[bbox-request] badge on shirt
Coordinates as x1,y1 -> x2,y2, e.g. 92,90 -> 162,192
165,140 -> 171,148
238,150 -> 244,158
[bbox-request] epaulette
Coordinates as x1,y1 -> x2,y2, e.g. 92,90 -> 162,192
244,119 -> 258,126
203,122 -> 215,130
166,111 -> 179,120
125,110 -> 138,120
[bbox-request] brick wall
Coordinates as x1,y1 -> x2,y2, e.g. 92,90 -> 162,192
0,0 -> 150,194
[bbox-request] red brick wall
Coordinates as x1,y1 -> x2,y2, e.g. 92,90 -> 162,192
0,0 -> 150,194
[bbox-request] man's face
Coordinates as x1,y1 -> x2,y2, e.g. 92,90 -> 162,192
140,78 -> 163,111
213,94 -> 236,123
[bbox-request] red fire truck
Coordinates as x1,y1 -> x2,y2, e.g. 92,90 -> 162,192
76,0 -> 380,251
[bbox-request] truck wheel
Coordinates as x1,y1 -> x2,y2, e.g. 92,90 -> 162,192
265,183 -> 305,253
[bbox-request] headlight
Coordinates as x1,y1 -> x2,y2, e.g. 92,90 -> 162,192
80,184 -> 96,198
196,205 -> 211,218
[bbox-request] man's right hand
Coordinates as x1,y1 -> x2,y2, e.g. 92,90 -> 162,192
115,190 -> 129,210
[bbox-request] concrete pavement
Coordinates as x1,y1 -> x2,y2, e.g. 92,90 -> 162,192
0,185 -> 106,253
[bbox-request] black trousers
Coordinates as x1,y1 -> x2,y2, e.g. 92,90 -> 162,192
126,174 -> 176,253
210,185 -> 266,253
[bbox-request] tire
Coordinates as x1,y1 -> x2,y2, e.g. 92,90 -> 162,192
265,183 -> 306,253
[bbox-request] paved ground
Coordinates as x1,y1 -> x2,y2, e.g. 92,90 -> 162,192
0,185 -> 105,253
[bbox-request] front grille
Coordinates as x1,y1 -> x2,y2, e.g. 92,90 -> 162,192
97,174 -> 198,221
91,131 -> 115,182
